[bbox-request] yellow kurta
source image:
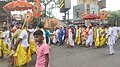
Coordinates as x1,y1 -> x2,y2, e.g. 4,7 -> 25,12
75,29 -> 80,45
95,28 -> 100,47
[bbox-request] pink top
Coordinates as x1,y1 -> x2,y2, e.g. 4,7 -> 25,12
35,43 -> 50,67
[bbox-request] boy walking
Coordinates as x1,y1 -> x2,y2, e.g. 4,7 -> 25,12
34,30 -> 50,67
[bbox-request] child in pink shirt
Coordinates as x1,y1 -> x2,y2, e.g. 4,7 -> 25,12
33,30 -> 50,67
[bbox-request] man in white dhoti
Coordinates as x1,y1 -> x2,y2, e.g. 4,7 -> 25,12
68,27 -> 74,47
107,25 -> 115,55
86,26 -> 93,47
52,28 -> 60,44
112,25 -> 118,44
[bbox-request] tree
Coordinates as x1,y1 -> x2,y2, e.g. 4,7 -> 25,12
107,10 -> 120,26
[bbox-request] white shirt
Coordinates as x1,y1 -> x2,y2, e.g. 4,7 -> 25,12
3,30 -> 10,45
88,29 -> 92,38
19,30 -> 29,47
118,27 -> 120,33
56,29 -> 60,36
112,26 -> 118,37
68,29 -> 73,38
107,27 -> 113,44
28,29 -> 35,40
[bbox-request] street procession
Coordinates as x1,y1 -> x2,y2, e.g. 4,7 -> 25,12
0,0 -> 120,67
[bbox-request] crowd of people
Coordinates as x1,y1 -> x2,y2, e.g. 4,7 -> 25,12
0,22 -> 120,67
0,23 -> 50,67
52,24 -> 120,55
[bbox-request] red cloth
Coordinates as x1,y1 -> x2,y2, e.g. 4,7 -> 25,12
66,28 -> 69,38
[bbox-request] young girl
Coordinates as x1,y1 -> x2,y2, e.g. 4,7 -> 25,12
33,30 -> 50,67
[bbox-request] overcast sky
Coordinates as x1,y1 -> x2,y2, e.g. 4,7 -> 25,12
105,0 -> 120,11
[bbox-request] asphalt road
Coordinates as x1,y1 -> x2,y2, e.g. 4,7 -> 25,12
0,39 -> 120,67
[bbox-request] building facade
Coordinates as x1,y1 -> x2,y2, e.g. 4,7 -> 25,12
73,0 -> 99,21
77,0 -> 98,5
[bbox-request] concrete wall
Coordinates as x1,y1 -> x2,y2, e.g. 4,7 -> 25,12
73,3 -> 86,21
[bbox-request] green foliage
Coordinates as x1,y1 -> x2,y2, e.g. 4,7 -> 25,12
107,10 -> 120,26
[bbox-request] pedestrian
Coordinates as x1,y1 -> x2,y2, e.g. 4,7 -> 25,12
81,26 -> 86,47
86,26 -> 93,47
112,25 -> 118,44
99,26 -> 106,47
75,26 -> 81,45
95,25 -> 100,48
67,26 -> 74,47
92,25 -> 97,46
39,23 -> 46,43
45,28 -> 51,45
58,27 -> 64,46
107,25 -> 115,55
0,27 -> 10,58
13,29 -> 31,66
28,24 -> 36,55
33,30 -> 50,67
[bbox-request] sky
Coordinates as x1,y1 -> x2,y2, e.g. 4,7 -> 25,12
104,0 -> 120,11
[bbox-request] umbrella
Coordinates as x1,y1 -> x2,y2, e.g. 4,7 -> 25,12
84,15 -> 90,20
80,12 -> 87,20
24,11 -> 33,23
3,1 -> 33,12
32,0 -> 42,18
100,10 -> 108,20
